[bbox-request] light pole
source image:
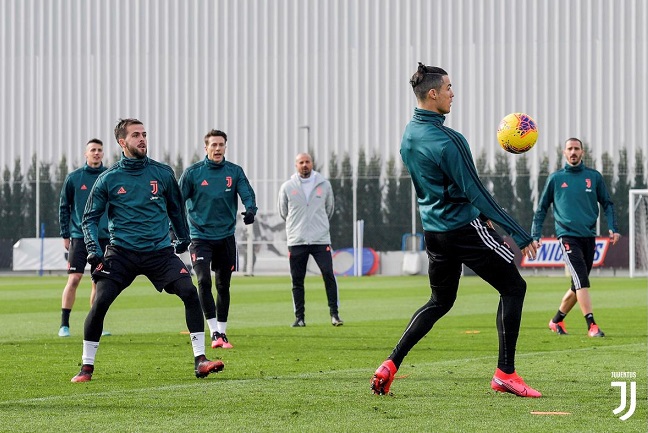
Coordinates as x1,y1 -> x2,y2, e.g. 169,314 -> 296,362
299,125 -> 310,151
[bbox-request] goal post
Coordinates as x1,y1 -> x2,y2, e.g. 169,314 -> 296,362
629,189 -> 648,278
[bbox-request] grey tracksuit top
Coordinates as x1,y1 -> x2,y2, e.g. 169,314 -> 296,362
277,171 -> 334,247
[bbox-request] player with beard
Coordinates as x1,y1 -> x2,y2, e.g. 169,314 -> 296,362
71,118 -> 224,382
532,137 -> 619,337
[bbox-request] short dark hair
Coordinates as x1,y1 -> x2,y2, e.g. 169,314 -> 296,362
114,118 -> 143,143
410,62 -> 448,101
565,137 -> 584,149
204,129 -> 228,145
87,138 -> 103,147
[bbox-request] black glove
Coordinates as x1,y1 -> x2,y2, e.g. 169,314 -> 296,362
173,239 -> 191,254
87,253 -> 103,267
241,211 -> 255,225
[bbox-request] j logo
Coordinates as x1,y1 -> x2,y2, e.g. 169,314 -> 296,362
611,381 -> 636,421
150,180 -> 159,194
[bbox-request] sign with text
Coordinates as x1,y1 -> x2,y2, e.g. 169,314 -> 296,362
521,237 -> 610,268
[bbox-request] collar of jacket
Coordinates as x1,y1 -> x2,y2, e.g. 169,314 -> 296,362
204,156 -> 226,169
413,107 -> 446,125
119,153 -> 149,172
83,163 -> 104,174
564,161 -> 585,172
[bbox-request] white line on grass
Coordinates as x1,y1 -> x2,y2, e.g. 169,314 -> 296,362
1,343 -> 644,406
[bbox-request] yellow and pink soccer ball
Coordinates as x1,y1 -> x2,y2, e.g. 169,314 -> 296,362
496,113 -> 538,154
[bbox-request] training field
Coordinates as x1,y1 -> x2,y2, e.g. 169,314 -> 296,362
0,274 -> 645,432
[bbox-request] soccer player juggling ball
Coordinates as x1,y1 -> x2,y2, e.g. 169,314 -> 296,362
370,63 -> 541,398
71,118 -> 224,382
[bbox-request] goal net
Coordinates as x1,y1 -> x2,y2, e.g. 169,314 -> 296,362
629,189 -> 648,278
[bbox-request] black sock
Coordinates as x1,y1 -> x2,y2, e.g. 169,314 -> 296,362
584,313 -> 596,328
551,310 -> 566,323
61,309 -> 71,327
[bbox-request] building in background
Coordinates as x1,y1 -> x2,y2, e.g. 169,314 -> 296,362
0,0 -> 644,222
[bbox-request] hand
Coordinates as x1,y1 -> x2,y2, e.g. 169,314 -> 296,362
87,253 -> 103,267
609,230 -> 621,246
173,239 -> 191,254
521,242 -> 538,260
241,211 -> 255,225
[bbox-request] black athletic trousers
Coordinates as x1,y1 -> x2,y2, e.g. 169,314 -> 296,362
389,218 -> 526,374
289,244 -> 339,319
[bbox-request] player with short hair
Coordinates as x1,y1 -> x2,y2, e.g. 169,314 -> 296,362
278,152 -> 343,327
532,137 -> 620,337
71,118 -> 223,382
179,129 -> 257,349
58,138 -> 110,337
370,63 -> 541,397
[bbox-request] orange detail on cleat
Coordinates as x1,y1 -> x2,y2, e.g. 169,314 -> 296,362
71,365 -> 94,383
548,320 -> 568,335
491,368 -> 541,398
195,359 -> 225,378
371,360 -> 397,395
588,324 -> 605,337
211,332 -> 234,349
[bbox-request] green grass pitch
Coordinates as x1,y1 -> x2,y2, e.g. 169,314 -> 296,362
0,274 -> 645,432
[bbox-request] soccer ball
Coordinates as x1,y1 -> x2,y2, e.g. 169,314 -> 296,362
496,113 -> 538,154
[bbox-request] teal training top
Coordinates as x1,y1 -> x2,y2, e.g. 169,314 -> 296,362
400,108 -> 533,249
531,162 -> 617,239
82,154 -> 190,256
179,157 -> 257,240
59,163 -> 109,239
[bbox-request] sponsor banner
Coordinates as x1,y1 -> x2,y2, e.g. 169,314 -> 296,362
13,238 -> 70,271
521,237 -> 610,268
332,247 -> 380,276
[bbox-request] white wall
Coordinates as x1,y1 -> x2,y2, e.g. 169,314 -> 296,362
1,0 -> 645,219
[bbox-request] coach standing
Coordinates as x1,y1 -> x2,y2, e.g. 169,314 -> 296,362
278,152 -> 343,328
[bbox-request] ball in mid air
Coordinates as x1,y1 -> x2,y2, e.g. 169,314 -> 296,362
496,113 -> 538,154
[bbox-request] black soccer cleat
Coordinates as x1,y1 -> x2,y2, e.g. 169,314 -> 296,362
195,358 -> 225,378
71,364 -> 94,383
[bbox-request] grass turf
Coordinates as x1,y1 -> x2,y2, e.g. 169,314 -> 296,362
0,274 -> 645,432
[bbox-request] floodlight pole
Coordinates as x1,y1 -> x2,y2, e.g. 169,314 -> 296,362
35,56 -> 42,238
299,125 -> 310,152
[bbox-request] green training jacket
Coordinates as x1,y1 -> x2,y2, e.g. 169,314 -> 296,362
179,156 -> 257,241
400,108 -> 533,249
531,162 -> 617,239
59,163 -> 109,239
82,154 -> 190,256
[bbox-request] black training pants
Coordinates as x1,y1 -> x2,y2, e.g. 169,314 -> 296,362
389,218 -> 527,373
289,244 -> 339,319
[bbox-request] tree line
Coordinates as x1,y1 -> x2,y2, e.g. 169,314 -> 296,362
0,147 -> 645,252
325,147 -> 646,251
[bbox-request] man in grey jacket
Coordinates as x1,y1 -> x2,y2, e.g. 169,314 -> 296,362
278,153 -> 343,327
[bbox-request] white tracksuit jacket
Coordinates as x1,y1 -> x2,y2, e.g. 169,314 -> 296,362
277,171 -> 334,247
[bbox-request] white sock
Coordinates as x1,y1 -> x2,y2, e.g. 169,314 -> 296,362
217,321 -> 228,334
82,340 -> 99,365
206,318 -> 218,335
190,332 -> 205,357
